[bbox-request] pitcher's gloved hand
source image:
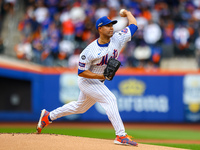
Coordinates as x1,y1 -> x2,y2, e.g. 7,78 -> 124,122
103,58 -> 121,81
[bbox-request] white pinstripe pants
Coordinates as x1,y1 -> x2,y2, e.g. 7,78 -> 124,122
50,78 -> 126,136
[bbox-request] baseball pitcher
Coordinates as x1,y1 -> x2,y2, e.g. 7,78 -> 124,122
36,9 -> 138,146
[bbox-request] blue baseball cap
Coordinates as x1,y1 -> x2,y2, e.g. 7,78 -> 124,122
96,16 -> 117,30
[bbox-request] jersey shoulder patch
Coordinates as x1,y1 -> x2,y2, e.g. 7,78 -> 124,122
79,62 -> 85,67
121,27 -> 128,33
81,55 -> 86,60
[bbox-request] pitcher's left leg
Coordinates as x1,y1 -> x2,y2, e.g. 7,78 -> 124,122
83,80 -> 126,136
98,92 -> 126,136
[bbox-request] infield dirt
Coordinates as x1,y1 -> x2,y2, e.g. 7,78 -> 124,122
0,133 -> 188,150
1,122 -> 199,150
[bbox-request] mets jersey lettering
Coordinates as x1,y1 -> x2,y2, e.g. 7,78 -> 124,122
97,54 -> 108,66
97,49 -> 119,66
111,49 -> 118,59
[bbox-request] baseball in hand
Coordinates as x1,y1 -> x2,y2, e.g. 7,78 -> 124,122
119,9 -> 126,17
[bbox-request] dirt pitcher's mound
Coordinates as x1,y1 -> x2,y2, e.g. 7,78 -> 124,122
0,133 -> 188,150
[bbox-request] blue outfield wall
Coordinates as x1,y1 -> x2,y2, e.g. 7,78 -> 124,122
0,67 -> 200,122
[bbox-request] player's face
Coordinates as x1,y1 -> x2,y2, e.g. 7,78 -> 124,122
99,23 -> 114,37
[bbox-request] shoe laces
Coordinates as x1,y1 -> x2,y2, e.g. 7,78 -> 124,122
126,135 -> 134,140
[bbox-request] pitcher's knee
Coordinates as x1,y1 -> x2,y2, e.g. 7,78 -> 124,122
78,108 -> 88,114
74,102 -> 90,114
107,93 -> 117,101
108,96 -> 117,105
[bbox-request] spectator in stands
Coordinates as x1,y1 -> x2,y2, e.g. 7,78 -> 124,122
61,17 -> 75,41
151,46 -> 162,68
9,0 -> 200,68
0,0 -> 4,34
41,22 -> 61,65
59,39 -> 75,59
143,20 -> 162,45
82,16 -> 97,44
45,0 -> 59,19
179,2 -> 194,22
173,24 -> 190,55
32,37 -> 43,65
14,35 -> 33,61
41,43 -> 53,66
193,0 -> 200,11
195,30 -> 200,69
18,14 -> 33,39
133,43 -> 151,68
192,5 -> 200,21
142,20 -> 162,67
135,15 -> 148,30
34,0 -> 49,24
0,37 -> 4,54
3,0 -> 16,15
107,0 -> 120,10
140,5 -> 152,21
95,4 -> 109,19
161,19 -> 175,58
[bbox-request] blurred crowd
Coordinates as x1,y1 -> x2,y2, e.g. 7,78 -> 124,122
1,0 -> 200,68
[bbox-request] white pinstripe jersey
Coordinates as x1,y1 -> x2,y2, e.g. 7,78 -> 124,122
78,26 -> 132,77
